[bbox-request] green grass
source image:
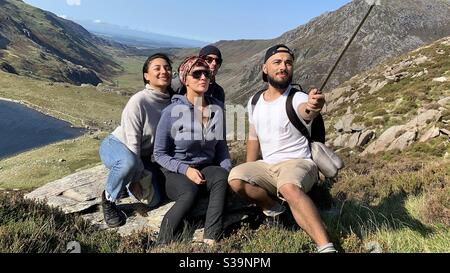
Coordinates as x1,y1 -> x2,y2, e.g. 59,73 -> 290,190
0,71 -> 128,130
1,149 -> 449,253
0,131 -> 107,190
111,55 -> 147,91
0,191 -> 122,253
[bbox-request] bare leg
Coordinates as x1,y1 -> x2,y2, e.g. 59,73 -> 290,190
279,184 -> 330,246
229,179 -> 276,210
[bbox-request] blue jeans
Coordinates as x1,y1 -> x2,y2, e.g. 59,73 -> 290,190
99,134 -> 164,204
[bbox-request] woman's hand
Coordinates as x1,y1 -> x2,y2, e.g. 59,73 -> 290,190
186,167 -> 206,185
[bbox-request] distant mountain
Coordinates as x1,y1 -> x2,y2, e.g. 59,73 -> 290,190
0,0 -> 123,85
214,0 -> 450,104
75,20 -> 208,49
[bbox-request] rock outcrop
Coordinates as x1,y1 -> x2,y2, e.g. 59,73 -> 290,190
25,165 -> 254,238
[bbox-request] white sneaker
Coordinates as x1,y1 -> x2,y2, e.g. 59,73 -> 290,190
317,243 -> 338,253
263,203 -> 286,217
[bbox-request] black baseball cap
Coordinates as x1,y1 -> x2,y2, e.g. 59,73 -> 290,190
262,44 -> 295,82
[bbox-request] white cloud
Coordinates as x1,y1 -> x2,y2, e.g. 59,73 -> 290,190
58,15 -> 67,19
94,19 -> 101,24
66,0 -> 81,6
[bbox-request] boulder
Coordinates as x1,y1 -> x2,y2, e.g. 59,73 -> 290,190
351,123 -> 366,132
440,128 -> 450,136
385,72 -> 410,83
347,133 -> 361,148
368,80 -> 388,94
333,134 -> 351,147
433,77 -> 448,83
419,127 -> 441,142
334,114 -> 355,133
358,130 -> 375,147
361,125 -> 405,155
404,110 -> 442,129
327,86 -> 351,102
350,91 -> 360,101
413,55 -> 428,65
437,97 -> 450,107
386,130 -> 417,151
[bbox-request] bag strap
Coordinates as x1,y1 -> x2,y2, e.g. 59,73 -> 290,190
250,89 -> 265,110
286,88 -> 312,142
286,89 -> 326,144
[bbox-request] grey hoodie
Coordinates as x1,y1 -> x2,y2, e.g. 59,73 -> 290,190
154,95 -> 232,174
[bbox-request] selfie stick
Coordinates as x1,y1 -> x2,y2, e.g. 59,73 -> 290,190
319,0 -> 379,92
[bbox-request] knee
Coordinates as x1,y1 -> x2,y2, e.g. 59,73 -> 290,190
178,187 -> 199,203
228,179 -> 245,193
279,184 -> 304,202
116,156 -> 138,175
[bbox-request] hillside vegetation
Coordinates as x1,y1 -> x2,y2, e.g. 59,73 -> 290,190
0,0 -> 123,84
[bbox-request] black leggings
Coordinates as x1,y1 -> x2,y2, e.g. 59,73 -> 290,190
157,165 -> 229,244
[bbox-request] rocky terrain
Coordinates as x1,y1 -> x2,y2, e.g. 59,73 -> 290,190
322,36 -> 450,157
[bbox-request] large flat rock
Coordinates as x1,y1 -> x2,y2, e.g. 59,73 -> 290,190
25,165 -> 255,238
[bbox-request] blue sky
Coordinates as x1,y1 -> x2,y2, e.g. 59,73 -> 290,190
24,0 -> 352,42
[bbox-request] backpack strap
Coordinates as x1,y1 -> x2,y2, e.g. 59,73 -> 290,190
286,88 -> 326,144
286,88 -> 312,142
250,89 -> 265,111
250,86 -> 326,144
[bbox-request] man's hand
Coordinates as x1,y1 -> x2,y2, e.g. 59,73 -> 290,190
306,88 -> 325,113
186,167 -> 206,185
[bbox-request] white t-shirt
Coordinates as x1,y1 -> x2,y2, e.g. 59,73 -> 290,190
248,86 -> 312,164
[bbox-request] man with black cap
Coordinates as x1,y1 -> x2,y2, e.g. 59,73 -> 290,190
172,45 -> 225,103
228,44 -> 337,253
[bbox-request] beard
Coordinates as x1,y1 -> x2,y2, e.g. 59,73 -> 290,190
267,73 -> 292,90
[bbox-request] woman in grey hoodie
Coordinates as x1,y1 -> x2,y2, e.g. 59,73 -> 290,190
99,53 -> 173,228
154,56 -> 231,245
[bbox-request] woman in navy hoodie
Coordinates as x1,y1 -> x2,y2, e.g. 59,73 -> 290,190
154,56 -> 231,246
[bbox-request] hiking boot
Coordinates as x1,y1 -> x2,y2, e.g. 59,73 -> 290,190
101,191 -> 126,228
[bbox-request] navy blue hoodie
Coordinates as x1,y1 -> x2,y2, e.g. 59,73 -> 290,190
154,94 -> 231,174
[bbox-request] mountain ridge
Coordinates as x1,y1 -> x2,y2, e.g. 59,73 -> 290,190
213,0 -> 450,104
0,0 -> 123,85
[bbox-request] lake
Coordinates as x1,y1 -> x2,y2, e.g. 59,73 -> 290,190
0,100 -> 86,159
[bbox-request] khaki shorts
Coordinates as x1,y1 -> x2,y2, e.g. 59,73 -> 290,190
228,159 -> 318,198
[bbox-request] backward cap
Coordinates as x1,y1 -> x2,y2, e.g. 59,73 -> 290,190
262,44 -> 295,82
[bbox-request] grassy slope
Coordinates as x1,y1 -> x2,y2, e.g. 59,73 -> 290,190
0,71 -> 128,130
0,131 -> 107,190
112,55 -> 147,91
325,38 -> 450,136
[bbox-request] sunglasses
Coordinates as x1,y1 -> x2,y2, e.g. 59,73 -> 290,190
190,70 -> 211,79
204,56 -> 223,66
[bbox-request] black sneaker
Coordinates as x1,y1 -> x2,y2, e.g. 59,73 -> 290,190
101,191 -> 126,228
117,187 -> 129,199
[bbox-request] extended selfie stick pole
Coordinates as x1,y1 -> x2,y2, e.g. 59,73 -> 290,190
319,1 -> 377,92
